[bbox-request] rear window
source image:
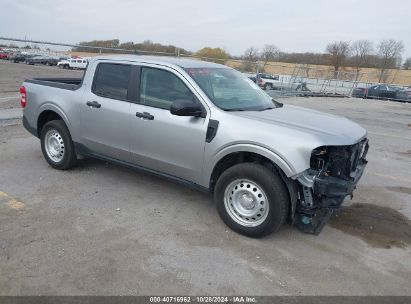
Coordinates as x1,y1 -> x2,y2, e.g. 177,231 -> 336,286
92,63 -> 131,101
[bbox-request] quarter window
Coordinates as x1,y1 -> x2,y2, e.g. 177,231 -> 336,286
140,67 -> 195,110
93,63 -> 131,100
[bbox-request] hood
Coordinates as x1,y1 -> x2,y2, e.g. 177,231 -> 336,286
231,104 -> 366,145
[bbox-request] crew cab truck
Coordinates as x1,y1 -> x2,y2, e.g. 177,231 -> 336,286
21,55 -> 368,237
256,73 -> 280,90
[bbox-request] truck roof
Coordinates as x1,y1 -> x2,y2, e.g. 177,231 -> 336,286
90,55 -> 227,69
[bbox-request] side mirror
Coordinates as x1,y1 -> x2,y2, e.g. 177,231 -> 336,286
170,100 -> 204,117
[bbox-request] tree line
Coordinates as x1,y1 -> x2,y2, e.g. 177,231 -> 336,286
72,39 -> 191,56
71,38 -> 409,79
240,39 -> 407,82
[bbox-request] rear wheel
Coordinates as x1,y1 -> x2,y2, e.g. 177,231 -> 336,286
265,83 -> 273,90
40,120 -> 77,170
214,163 -> 289,237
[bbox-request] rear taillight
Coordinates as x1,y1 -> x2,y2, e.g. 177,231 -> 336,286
258,79 -> 263,85
364,88 -> 368,94
19,86 -> 26,108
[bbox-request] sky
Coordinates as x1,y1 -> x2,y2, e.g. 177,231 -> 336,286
1,0 -> 410,57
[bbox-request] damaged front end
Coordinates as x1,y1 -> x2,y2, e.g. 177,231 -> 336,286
294,138 -> 369,234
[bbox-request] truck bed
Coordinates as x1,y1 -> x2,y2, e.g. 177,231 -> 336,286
25,77 -> 83,91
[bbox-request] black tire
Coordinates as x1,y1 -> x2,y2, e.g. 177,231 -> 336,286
264,83 -> 273,91
40,120 -> 77,170
214,163 -> 289,238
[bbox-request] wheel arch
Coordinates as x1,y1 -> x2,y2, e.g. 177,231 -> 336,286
206,145 -> 295,188
37,106 -> 71,137
208,148 -> 299,220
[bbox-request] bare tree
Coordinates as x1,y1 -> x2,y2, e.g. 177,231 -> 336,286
351,40 -> 373,80
242,47 -> 259,72
260,44 -> 280,71
243,47 -> 259,62
403,57 -> 411,70
377,39 -> 404,82
326,41 -> 350,77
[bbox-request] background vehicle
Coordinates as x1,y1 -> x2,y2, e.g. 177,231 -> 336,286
57,58 -> 88,69
0,51 -> 10,60
366,84 -> 407,100
257,73 -> 280,90
10,53 -> 36,63
57,58 -> 70,68
351,87 -> 368,98
21,56 -> 368,237
248,75 -> 257,83
396,88 -> 411,102
25,55 -> 49,65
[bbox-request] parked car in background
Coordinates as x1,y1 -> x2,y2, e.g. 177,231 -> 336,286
43,56 -> 67,66
0,51 -> 10,60
256,73 -> 280,90
248,75 -> 257,83
351,87 -> 368,98
57,58 -> 70,69
11,53 -> 36,63
396,87 -> 411,102
366,85 -> 407,101
25,55 -> 49,65
57,58 -> 88,69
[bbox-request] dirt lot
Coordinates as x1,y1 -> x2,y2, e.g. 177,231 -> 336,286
0,61 -> 410,295
0,61 -> 83,109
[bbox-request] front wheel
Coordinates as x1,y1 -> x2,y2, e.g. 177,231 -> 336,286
40,120 -> 77,170
214,163 -> 289,238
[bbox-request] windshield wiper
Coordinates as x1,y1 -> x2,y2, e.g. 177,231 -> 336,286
258,107 -> 275,111
222,108 -> 246,112
272,99 -> 284,108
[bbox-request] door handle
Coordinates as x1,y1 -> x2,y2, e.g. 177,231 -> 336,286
86,101 -> 101,108
136,112 -> 154,120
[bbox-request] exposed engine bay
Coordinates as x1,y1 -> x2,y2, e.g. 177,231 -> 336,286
295,138 -> 369,234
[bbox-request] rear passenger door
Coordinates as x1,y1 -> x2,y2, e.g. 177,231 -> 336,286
129,66 -> 209,184
80,62 -> 133,162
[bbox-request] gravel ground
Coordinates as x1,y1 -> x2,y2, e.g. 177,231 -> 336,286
0,61 -> 410,296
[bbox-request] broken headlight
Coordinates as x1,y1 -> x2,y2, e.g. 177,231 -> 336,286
310,139 -> 368,180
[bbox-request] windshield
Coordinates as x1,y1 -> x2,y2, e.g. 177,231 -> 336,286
185,67 -> 277,111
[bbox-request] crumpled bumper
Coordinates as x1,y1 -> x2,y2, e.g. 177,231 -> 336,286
294,140 -> 369,235
314,158 -> 367,207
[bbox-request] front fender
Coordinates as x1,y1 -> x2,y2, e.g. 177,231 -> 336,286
202,143 -> 297,187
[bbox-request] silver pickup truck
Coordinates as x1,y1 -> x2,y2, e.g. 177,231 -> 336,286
21,55 -> 368,237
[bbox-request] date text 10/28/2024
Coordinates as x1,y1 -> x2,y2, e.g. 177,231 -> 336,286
150,296 -> 257,303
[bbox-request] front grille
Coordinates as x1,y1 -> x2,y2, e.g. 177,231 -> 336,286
310,139 -> 368,180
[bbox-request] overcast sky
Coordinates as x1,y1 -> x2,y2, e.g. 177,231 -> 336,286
1,0 -> 410,57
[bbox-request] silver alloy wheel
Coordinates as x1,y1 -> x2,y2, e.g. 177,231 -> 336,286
44,129 -> 65,163
224,179 -> 269,227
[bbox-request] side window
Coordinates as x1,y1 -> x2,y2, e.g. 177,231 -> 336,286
140,67 -> 195,110
93,63 -> 131,100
